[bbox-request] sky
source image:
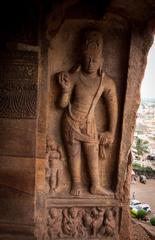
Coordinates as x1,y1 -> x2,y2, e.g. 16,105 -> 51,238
141,39 -> 155,100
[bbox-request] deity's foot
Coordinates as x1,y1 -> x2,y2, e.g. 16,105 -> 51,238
70,184 -> 82,196
49,188 -> 56,194
90,186 -> 111,196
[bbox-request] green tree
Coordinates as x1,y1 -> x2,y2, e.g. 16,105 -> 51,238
134,137 -> 149,159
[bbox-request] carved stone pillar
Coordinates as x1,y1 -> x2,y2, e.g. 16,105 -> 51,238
35,3 -> 154,240
0,49 -> 38,239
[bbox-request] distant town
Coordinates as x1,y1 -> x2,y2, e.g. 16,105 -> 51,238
131,98 -> 155,221
132,98 -> 155,170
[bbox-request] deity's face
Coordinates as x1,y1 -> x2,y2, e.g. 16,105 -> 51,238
106,210 -> 113,220
50,209 -> 58,218
70,208 -> 78,218
81,31 -> 103,74
82,54 -> 101,74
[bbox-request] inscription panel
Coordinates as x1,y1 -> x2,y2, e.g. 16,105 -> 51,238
0,50 -> 38,119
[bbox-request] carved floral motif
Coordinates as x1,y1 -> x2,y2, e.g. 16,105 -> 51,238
0,50 -> 38,118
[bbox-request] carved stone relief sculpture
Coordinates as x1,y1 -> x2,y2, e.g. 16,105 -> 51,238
0,51 -> 38,119
46,207 -> 118,239
56,30 -> 118,196
46,139 -> 64,194
47,208 -> 63,238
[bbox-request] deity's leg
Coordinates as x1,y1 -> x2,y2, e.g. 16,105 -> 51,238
64,141 -> 82,196
82,142 -> 110,195
49,170 -> 57,193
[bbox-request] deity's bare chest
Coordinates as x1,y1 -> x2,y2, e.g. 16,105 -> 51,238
73,76 -> 101,104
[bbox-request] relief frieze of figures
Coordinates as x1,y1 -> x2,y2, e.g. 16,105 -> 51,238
46,207 -> 118,239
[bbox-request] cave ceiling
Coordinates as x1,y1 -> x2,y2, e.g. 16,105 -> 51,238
0,0 -> 155,45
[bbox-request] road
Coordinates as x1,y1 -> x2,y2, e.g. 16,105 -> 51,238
130,179 -> 155,214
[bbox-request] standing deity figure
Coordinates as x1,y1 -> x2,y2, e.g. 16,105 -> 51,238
57,30 -> 118,196
46,140 -> 64,193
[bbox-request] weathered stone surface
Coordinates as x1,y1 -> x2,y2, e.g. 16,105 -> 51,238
0,1 -> 155,240
0,45 -> 38,239
46,20 -> 129,197
0,119 -> 36,157
46,207 -> 119,239
36,7 -> 154,240
0,50 -> 38,119
0,156 -> 35,225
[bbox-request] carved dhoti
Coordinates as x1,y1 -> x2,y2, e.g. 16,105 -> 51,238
62,105 -> 98,145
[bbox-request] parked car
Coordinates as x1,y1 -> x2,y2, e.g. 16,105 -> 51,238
133,204 -> 151,213
139,175 -> 146,184
147,154 -> 155,160
130,199 -> 141,209
130,199 -> 151,213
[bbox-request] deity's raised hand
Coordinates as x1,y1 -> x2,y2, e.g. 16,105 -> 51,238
58,71 -> 71,91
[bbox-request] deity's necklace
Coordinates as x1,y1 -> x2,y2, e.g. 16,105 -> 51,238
79,72 -> 100,88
